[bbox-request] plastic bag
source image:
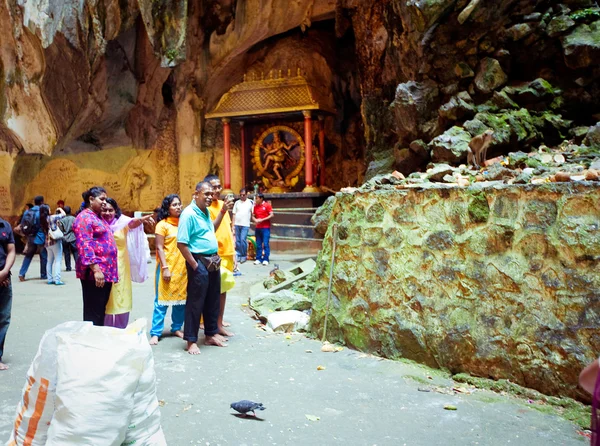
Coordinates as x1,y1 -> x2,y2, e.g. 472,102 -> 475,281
8,319 -> 166,446
46,320 -> 152,445
6,321 -> 90,446
122,352 -> 166,446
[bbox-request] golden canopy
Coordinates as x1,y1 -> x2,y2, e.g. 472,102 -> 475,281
205,71 -> 335,119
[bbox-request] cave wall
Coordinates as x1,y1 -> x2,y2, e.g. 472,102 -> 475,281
0,0 -> 363,217
309,182 -> 600,400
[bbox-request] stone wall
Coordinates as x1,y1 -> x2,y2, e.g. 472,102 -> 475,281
309,183 -> 600,400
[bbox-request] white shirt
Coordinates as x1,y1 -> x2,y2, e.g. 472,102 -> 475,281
232,199 -> 254,227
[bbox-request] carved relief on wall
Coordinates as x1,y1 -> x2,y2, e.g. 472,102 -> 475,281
251,125 -> 305,192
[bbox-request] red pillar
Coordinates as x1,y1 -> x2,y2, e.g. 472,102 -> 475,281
303,111 -> 318,192
222,118 -> 232,194
240,121 -> 246,189
318,115 -> 326,188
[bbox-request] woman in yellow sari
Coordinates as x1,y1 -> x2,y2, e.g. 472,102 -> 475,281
149,194 -> 187,345
102,198 -> 153,328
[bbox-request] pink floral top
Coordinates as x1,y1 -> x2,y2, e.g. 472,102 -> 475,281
73,208 -> 118,282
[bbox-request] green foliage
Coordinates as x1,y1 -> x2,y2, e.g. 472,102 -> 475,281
570,8 -> 600,21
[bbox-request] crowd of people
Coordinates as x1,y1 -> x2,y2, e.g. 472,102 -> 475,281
0,175 -> 274,369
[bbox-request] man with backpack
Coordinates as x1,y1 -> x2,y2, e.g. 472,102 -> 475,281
18,195 -> 47,281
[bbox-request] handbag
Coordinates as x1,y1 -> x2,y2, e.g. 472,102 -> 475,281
198,254 -> 221,272
49,226 -> 64,241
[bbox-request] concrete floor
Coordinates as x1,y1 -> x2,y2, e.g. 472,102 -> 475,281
0,255 -> 588,445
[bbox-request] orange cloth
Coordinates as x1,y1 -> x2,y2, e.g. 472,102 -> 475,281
208,200 -> 235,257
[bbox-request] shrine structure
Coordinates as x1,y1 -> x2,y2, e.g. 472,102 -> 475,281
206,69 -> 335,245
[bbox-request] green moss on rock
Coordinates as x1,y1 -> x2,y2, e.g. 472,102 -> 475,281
468,191 -> 490,223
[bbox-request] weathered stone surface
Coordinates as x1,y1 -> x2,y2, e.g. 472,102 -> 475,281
562,20 -> 600,69
439,91 -> 476,121
312,196 -> 336,236
584,122 -> 600,148
309,183 -> 600,400
474,58 -> 508,94
250,290 -> 312,323
429,126 -> 472,164
391,80 -> 440,145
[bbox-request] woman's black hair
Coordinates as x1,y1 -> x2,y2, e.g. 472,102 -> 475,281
157,194 -> 181,222
105,198 -> 122,219
39,204 -> 51,233
80,186 -> 107,212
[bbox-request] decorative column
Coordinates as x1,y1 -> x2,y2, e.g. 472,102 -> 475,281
240,121 -> 246,189
303,111 -> 319,192
318,115 -> 326,188
222,118 -> 233,195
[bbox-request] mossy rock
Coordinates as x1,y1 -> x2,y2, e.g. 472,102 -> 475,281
562,20 -> 600,69
468,191 -> 490,223
429,126 -> 472,163
474,58 -> 508,94
546,15 -> 576,37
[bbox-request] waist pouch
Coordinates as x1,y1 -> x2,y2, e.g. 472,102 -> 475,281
195,254 -> 221,272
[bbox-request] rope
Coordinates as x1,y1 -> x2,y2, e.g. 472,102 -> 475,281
322,224 -> 338,343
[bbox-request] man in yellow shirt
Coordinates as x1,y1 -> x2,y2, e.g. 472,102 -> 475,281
205,175 -> 235,337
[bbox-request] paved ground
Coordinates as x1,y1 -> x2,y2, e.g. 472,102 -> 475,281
0,255 -> 589,445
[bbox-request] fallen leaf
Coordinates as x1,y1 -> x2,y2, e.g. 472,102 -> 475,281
444,404 -> 457,411
241,303 -> 249,307
285,335 -> 292,340
158,400 -> 166,407
317,365 -> 326,370
305,414 -> 320,421
334,346 -> 344,352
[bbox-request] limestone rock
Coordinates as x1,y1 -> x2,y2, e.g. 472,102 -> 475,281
309,184 -> 600,400
583,122 -> 600,148
546,15 -> 576,37
454,62 -> 474,79
266,310 -> 310,333
425,164 -> 454,182
439,91 -> 476,121
263,269 -> 295,290
506,23 -> 533,41
562,20 -> 600,69
312,196 -> 336,237
391,80 -> 439,145
474,58 -> 508,94
429,126 -> 473,164
250,290 -> 312,323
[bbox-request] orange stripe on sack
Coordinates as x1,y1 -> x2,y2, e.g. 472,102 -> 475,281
23,377 -> 50,446
11,375 -> 35,444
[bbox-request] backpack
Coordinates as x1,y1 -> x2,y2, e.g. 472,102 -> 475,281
21,209 -> 39,237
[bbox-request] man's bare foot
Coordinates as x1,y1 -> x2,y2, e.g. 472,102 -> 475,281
223,321 -> 231,327
187,342 -> 201,355
218,327 -> 234,337
149,336 -> 159,345
205,335 -> 228,347
214,333 -> 229,343
0,362 -> 8,370
173,330 -> 184,339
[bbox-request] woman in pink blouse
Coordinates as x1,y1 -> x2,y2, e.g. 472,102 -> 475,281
73,186 -> 118,326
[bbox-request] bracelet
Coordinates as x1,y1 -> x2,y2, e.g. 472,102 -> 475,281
161,266 -> 169,270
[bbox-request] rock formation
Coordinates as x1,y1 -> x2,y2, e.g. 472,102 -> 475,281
309,182 -> 600,401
